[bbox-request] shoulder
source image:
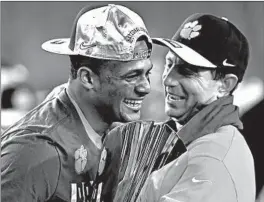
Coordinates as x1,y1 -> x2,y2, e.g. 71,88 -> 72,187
1,130 -> 61,179
1,136 -> 61,201
2,135 -> 60,172
184,126 -> 255,201
1,135 -> 61,181
2,84 -> 72,140
187,125 -> 249,161
44,83 -> 67,102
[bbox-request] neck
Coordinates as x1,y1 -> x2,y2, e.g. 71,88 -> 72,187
67,81 -> 110,136
177,103 -> 204,125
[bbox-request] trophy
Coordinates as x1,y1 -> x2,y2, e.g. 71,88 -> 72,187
94,121 -> 186,202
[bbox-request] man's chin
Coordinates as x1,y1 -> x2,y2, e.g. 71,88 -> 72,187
120,103 -> 141,122
166,105 -> 202,125
165,108 -> 186,122
121,111 -> 141,122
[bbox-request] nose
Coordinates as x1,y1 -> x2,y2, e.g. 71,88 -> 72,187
163,67 -> 181,87
135,76 -> 151,96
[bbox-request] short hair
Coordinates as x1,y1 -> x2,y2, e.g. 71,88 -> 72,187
69,55 -> 112,79
212,67 -> 241,94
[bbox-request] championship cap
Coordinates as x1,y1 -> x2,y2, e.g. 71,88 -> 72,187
153,13 -> 249,81
42,4 -> 152,61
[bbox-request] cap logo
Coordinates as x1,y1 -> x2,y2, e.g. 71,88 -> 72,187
223,59 -> 235,67
221,17 -> 229,21
79,42 -> 97,50
74,145 -> 87,174
180,20 -> 202,40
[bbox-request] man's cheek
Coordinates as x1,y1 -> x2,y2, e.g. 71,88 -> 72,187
107,87 -> 127,98
196,80 -> 219,104
183,78 -> 212,104
182,79 -> 202,95
108,89 -> 120,97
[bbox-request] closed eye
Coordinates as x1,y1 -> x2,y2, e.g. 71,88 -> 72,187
177,65 -> 199,77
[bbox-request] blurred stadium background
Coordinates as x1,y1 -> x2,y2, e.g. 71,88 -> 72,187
1,1 -> 264,200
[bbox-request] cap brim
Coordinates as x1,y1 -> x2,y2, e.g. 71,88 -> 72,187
152,38 -> 217,68
41,38 -> 77,55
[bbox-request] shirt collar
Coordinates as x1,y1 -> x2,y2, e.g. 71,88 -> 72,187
66,87 -> 103,150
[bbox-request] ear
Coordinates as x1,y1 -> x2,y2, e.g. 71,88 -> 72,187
219,74 -> 238,95
77,66 -> 98,90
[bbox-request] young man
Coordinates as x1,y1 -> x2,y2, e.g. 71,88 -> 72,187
1,4 -> 153,202
136,13 -> 256,202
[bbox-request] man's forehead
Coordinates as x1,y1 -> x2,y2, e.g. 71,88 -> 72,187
110,57 -> 152,75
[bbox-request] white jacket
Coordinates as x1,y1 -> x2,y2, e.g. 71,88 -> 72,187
137,125 -> 256,202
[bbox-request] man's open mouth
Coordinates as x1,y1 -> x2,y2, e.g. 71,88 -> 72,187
123,99 -> 143,110
167,93 -> 186,101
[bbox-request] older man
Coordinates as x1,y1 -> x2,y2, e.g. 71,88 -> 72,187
137,13 -> 255,202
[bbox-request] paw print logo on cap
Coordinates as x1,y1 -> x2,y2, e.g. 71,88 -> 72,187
180,20 -> 202,40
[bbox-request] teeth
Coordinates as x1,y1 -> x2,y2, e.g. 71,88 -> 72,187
124,99 -> 142,107
168,94 -> 184,101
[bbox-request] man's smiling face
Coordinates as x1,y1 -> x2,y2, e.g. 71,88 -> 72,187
163,51 -> 221,123
96,56 -> 153,122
